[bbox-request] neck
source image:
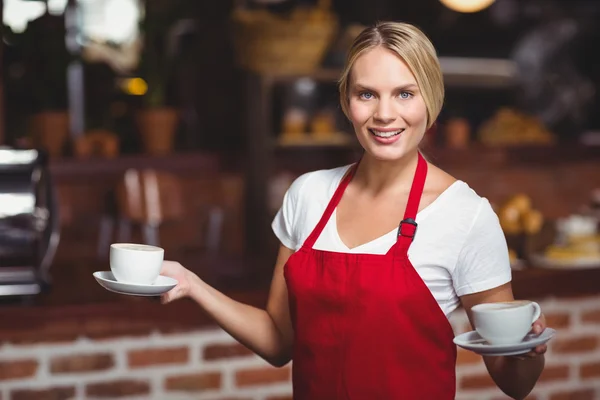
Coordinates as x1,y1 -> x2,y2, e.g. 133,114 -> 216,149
353,150 -> 420,195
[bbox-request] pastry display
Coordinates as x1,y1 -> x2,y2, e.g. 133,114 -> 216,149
309,110 -> 337,137
498,194 -> 546,268
498,194 -> 543,236
535,214 -> 600,268
477,108 -> 556,147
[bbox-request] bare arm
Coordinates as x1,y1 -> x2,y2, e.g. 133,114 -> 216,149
161,244 -> 295,367
460,283 -> 546,400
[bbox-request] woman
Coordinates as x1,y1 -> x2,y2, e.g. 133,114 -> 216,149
161,21 -> 547,399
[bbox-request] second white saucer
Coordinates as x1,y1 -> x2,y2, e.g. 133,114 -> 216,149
453,328 -> 556,356
93,271 -> 177,296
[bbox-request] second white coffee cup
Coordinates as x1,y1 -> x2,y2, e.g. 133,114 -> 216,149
110,243 -> 164,285
472,300 -> 541,345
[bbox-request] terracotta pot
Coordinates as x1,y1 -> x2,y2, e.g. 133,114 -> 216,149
29,111 -> 69,158
73,129 -> 120,159
444,117 -> 471,149
135,108 -> 179,155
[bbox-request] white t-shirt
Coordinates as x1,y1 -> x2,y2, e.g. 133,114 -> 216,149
271,164 -> 512,317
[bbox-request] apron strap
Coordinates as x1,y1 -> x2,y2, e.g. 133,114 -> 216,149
302,152 -> 427,252
302,163 -> 358,250
394,152 -> 428,252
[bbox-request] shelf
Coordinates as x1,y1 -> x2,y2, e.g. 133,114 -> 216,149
275,132 -> 357,148
422,144 -> 600,168
49,151 -> 224,181
257,57 -> 518,89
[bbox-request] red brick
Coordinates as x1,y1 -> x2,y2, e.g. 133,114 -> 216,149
2,321 -> 80,344
539,364 -> 570,382
459,373 -> 496,389
202,398 -> 253,400
203,343 -> 253,360
84,319 -> 153,340
50,353 -> 114,374
456,348 -> 482,365
11,386 -> 75,400
552,336 -> 598,354
544,312 -> 572,329
549,389 -> 595,400
86,379 -> 150,398
491,395 -> 537,400
581,310 -> 600,324
0,359 -> 38,381
165,372 -> 221,392
235,366 -> 291,387
128,346 -> 188,368
580,362 -> 600,379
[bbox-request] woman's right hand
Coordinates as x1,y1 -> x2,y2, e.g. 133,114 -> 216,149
159,260 -> 198,304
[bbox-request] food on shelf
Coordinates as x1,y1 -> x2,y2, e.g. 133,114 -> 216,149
443,117 -> 471,149
557,214 -> 598,239
542,214 -> 600,265
544,239 -> 600,262
279,108 -> 354,147
310,110 -> 337,136
508,248 -> 518,264
477,108 -> 556,146
281,108 -> 308,136
523,209 -> 544,235
498,194 -> 544,236
499,205 -> 522,235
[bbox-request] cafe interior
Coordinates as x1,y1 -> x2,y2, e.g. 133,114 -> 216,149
0,0 -> 599,398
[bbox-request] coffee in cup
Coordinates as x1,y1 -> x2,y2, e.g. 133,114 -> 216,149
471,300 -> 541,345
109,243 -> 164,285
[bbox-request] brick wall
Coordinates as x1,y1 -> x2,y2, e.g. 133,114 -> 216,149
451,295 -> 600,400
1,295 -> 600,400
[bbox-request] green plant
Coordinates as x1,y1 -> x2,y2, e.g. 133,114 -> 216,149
138,0 -> 189,108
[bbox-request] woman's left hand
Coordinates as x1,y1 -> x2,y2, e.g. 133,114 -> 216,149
512,313 -> 547,359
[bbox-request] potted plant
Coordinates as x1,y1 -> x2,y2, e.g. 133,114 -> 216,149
135,0 -> 182,155
20,10 -> 71,157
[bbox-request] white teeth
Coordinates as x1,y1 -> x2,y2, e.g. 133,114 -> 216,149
370,129 -> 404,138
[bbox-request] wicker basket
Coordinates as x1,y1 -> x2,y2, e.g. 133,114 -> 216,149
231,7 -> 339,75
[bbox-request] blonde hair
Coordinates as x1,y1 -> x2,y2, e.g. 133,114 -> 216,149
339,21 -> 444,129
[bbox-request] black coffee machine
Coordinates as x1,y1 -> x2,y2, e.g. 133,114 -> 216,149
0,148 -> 60,298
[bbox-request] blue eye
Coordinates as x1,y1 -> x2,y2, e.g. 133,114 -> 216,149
359,92 -> 373,100
399,91 -> 412,99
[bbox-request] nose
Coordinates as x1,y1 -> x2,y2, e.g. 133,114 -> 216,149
373,98 -> 395,124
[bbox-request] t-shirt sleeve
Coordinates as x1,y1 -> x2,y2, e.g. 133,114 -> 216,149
452,198 -> 512,297
271,173 -> 310,250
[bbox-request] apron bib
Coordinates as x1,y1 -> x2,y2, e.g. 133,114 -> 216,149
284,153 -> 457,399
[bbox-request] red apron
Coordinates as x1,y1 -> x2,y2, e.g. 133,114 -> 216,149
284,153 -> 457,399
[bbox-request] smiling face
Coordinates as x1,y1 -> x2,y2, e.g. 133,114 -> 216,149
347,46 -> 429,161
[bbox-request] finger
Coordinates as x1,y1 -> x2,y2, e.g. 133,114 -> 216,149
531,318 -> 546,334
516,344 -> 547,359
534,344 -> 547,354
160,261 -> 173,274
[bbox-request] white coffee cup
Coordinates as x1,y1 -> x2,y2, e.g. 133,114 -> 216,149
109,243 -> 164,285
471,300 -> 541,345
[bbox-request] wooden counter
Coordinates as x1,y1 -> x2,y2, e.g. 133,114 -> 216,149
0,255 -> 598,344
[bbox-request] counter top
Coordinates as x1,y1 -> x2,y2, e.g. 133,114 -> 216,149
0,254 -> 598,344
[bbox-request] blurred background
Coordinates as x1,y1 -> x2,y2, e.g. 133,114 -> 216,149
0,0 -> 599,399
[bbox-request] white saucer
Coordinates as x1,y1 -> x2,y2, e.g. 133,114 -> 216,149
93,271 -> 178,296
453,328 -> 556,356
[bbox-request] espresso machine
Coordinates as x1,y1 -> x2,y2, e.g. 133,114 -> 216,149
0,148 -> 60,298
